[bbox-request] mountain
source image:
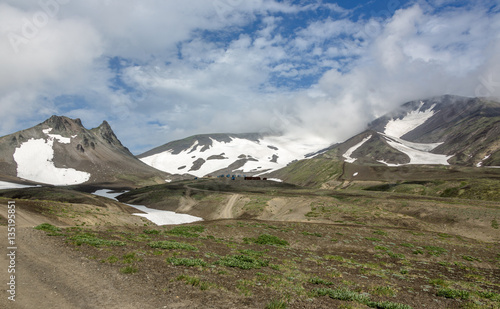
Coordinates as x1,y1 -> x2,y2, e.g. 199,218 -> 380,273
0,116 -> 171,187
138,133 -> 331,177
340,95 -> 500,167
267,95 -> 500,186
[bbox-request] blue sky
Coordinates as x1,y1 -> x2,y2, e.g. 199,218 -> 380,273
1,0 -> 499,153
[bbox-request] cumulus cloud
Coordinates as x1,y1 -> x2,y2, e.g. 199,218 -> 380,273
0,0 -> 499,153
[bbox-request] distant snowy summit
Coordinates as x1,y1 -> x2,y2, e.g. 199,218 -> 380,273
138,133 -> 332,178
0,116 -> 170,187
337,95 -> 500,167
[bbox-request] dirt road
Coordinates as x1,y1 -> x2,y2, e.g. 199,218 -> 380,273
220,194 -> 240,219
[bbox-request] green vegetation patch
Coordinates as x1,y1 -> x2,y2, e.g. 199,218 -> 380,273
148,240 -> 197,251
313,287 -> 412,309
166,257 -> 207,267
423,246 -> 447,257
436,288 -> 470,300
70,233 -> 126,247
244,233 -> 289,246
216,254 -> 269,269
34,223 -> 63,236
165,225 -> 205,238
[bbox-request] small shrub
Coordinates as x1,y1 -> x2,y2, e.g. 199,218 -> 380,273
120,266 -> 138,274
245,234 -> 289,246
143,229 -> 160,234
373,230 -> 387,236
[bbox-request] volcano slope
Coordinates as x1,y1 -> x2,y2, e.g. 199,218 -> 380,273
1,177 -> 499,309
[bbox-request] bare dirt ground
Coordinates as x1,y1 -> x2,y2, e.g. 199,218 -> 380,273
0,182 -> 499,309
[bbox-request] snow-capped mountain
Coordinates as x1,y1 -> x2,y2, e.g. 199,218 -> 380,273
334,95 -> 500,167
138,133 -> 331,177
0,116 -> 171,187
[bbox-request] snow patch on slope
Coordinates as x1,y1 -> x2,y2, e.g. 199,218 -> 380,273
377,103 -> 451,166
93,189 -> 203,225
0,181 -> 39,190
382,135 -> 452,165
342,135 -> 372,163
43,128 -> 71,144
13,131 -> 90,185
384,102 -> 436,138
141,135 -> 330,177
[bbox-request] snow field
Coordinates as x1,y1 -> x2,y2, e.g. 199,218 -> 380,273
92,189 -> 203,225
384,102 -> 436,138
141,135 -> 331,177
13,129 -> 90,185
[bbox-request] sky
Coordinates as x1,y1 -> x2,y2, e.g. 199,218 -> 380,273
1,0 -> 499,154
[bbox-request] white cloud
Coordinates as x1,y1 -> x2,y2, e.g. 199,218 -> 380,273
0,1 -> 499,154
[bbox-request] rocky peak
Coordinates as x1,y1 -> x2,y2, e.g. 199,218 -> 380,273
43,115 -> 84,133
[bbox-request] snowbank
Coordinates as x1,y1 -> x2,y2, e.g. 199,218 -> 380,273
14,137 -> 91,185
384,102 -> 436,138
92,189 -> 203,226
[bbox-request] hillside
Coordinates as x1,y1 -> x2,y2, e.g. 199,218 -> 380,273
0,116 -> 172,188
138,133 -> 331,177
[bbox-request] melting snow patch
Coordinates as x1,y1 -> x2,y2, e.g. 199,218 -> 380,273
13,138 -> 90,185
267,178 -> 283,182
43,128 -> 71,144
384,102 -> 436,138
92,189 -> 203,226
0,181 -> 39,190
382,136 -> 451,165
477,155 -> 491,167
342,135 -> 372,163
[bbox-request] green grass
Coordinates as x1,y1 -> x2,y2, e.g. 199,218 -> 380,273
70,233 -> 126,247
314,287 -> 412,309
216,254 -> 269,269
120,265 -> 138,274
176,275 -> 211,290
148,240 -> 197,251
423,246 -> 447,257
166,257 -> 207,267
34,223 -> 63,236
309,276 -> 335,285
436,288 -> 470,300
244,234 -> 289,246
165,225 -> 205,238
266,299 -> 288,309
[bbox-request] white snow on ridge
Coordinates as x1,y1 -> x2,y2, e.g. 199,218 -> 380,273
140,135 -> 331,177
13,137 -> 90,185
43,128 -> 71,144
342,135 -> 372,163
92,189 -> 203,225
384,102 -> 436,138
